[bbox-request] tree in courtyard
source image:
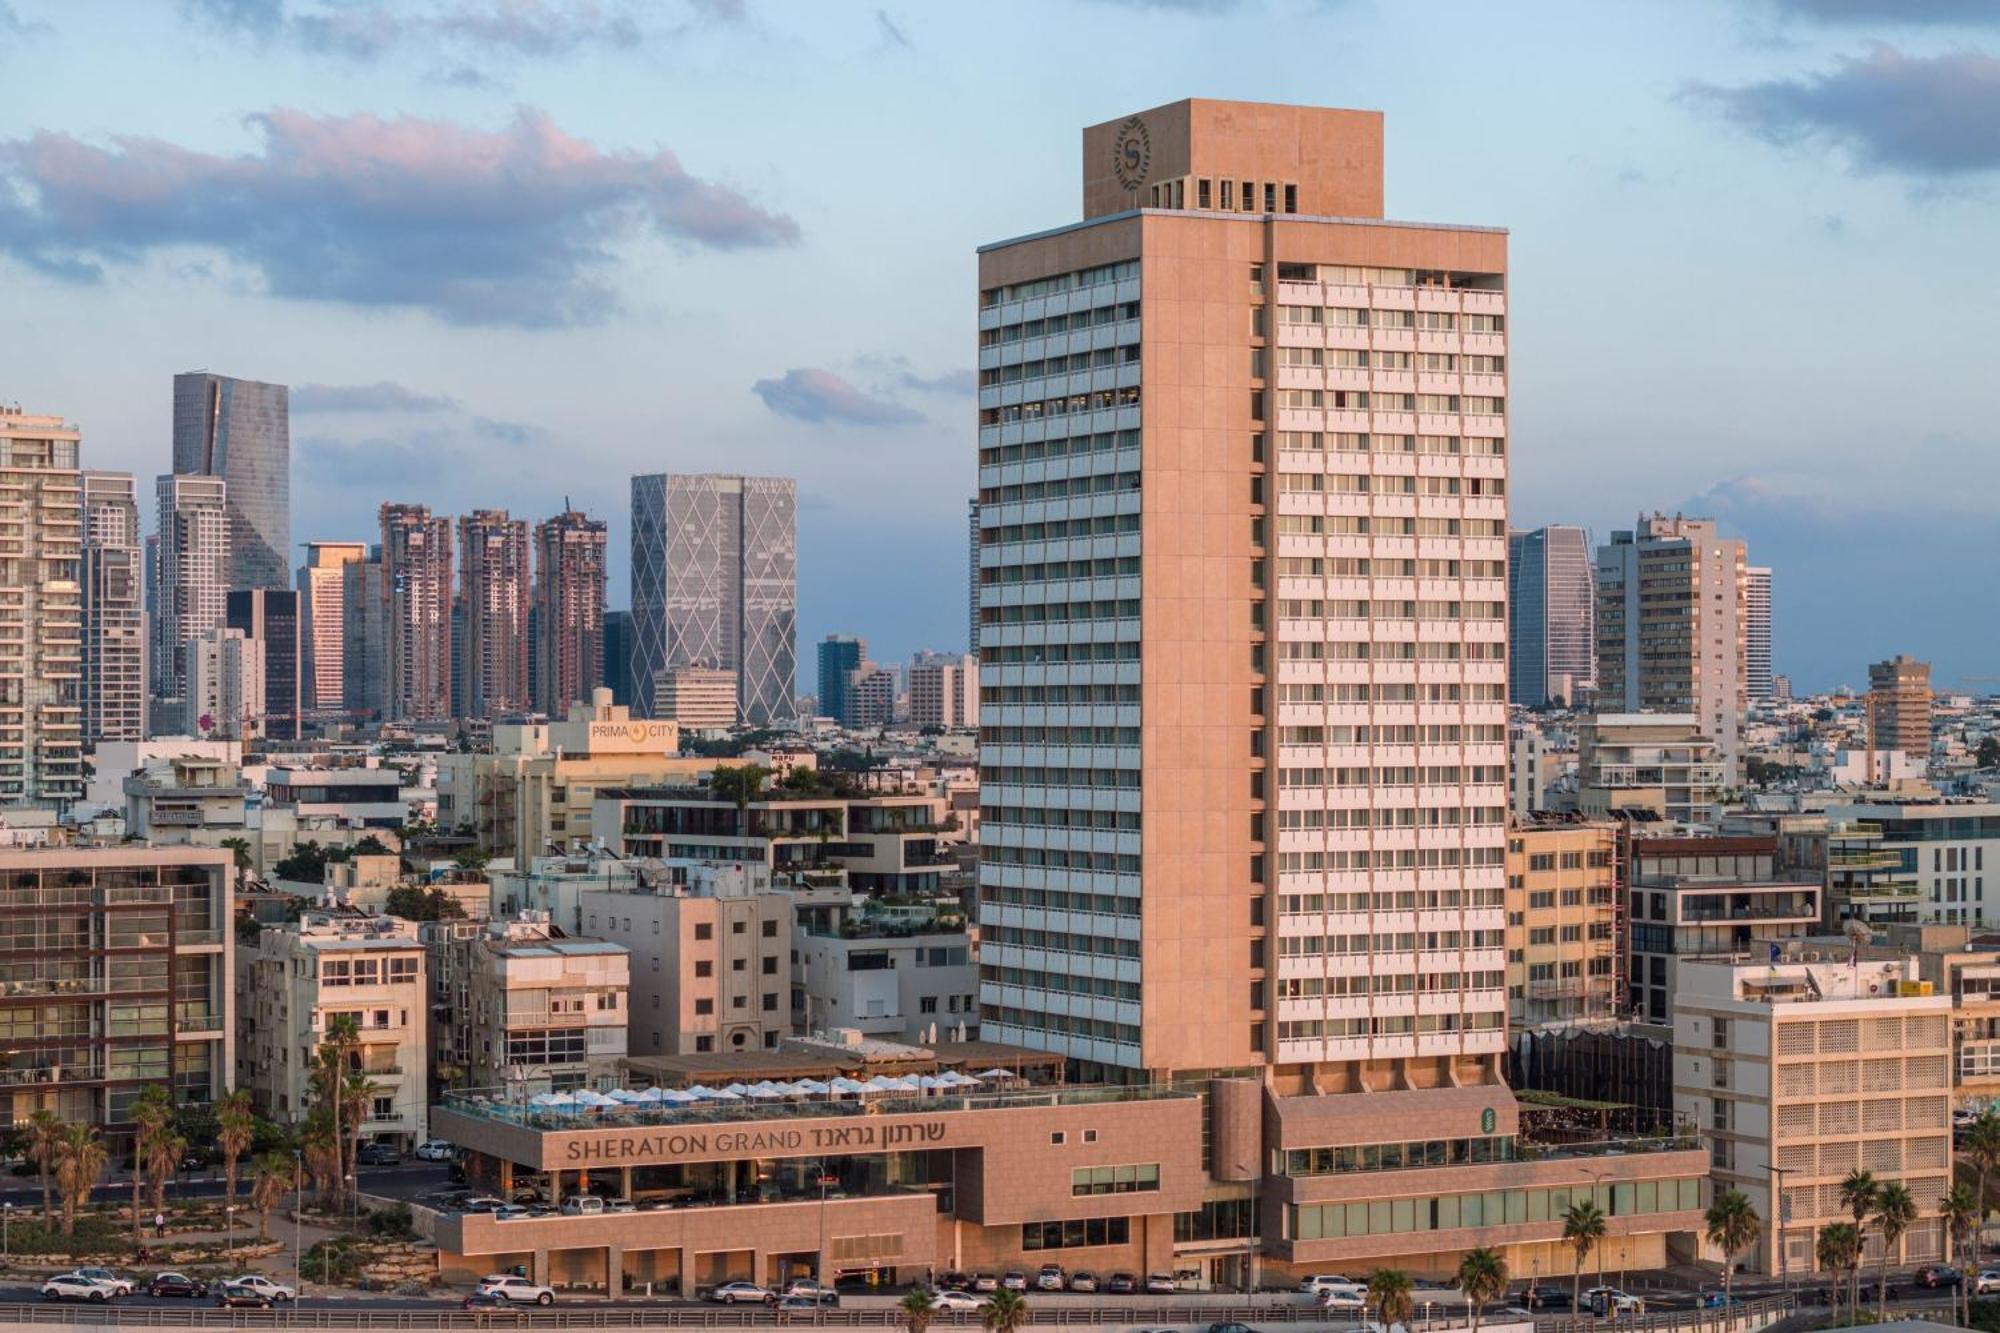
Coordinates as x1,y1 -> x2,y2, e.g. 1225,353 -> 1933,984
1703,1188 -> 1763,1307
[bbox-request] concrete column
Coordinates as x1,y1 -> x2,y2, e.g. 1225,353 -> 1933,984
549,1169 -> 562,1205
499,1159 -> 513,1193
532,1249 -> 550,1287
606,1244 -> 624,1295
621,1166 -> 633,1200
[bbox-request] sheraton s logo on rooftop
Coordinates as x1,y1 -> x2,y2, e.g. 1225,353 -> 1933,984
1112,116 -> 1151,192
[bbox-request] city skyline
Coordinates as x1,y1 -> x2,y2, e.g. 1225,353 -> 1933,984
0,2 -> 1994,690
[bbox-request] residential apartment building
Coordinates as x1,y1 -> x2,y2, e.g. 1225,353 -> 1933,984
460,509 -> 531,719
972,98 -> 1702,1282
532,509 -> 607,717
380,504 -> 453,723
426,914 -> 630,1093
297,540 -> 366,717
910,652 -> 979,729
226,588 -> 300,741
1673,953 -> 1951,1275
172,371 -> 290,590
1868,655 -> 1932,763
235,910 -> 428,1147
1628,834 -> 1821,1024
1578,713 -> 1726,826
341,548 -> 389,721
1595,517 -> 1748,779
1744,566 -> 1772,704
629,473 -> 797,725
184,626 -> 264,741
653,665 -> 737,731
1505,821 -> 1619,1028
1866,924 -> 2000,1116
81,471 -> 145,744
966,496 -> 980,654
816,635 -> 865,727
1507,525 -> 1594,709
1828,800 -> 2000,927
846,664 -> 897,729
0,411 -> 83,807
153,474 -> 230,704
123,755 -> 252,845
0,845 -> 233,1131
579,861 -> 792,1057
793,894 -> 977,1043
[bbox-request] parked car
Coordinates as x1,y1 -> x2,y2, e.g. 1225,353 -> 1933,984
70,1268 -> 132,1294
1585,1287 -> 1642,1315
476,1275 -> 556,1305
415,1139 -> 456,1161
1317,1288 -> 1367,1311
41,1275 -> 125,1303
1001,1272 -> 1029,1292
1917,1265 -> 1965,1288
938,1271 -> 975,1291
220,1276 -> 295,1303
1036,1264 -> 1066,1292
782,1281 -> 838,1306
1522,1285 -> 1571,1311
1069,1271 -> 1099,1293
972,1274 -> 999,1293
708,1282 -> 772,1305
1205,1323 -> 1262,1333
1145,1274 -> 1176,1295
559,1194 -> 605,1216
357,1142 -> 400,1166
1975,1270 -> 2000,1295
461,1292 -> 528,1317
148,1273 -> 209,1299
607,1198 -> 635,1213
930,1290 -> 989,1312
214,1285 -> 275,1309
1299,1275 -> 1361,1295
492,1205 -> 530,1221
1106,1272 -> 1137,1295
462,1195 -> 509,1213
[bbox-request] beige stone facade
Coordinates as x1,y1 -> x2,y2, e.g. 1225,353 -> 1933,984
426,915 -> 629,1094
1505,822 -> 1619,1027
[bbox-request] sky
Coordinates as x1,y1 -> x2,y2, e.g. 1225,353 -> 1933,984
1,0 -> 1996,695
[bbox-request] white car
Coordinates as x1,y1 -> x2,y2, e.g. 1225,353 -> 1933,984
1318,1288 -> 1367,1310
223,1276 -> 296,1303
1300,1275 -> 1361,1295
415,1139 -> 456,1161
1585,1287 -> 1642,1314
477,1275 -> 556,1305
709,1281 -> 772,1305
1976,1269 -> 2000,1295
931,1290 -> 990,1312
42,1274 -> 126,1303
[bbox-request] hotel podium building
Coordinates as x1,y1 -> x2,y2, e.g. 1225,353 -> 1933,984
428,100 -> 1704,1294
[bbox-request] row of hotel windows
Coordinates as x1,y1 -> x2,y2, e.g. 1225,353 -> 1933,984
981,726 -> 1142,745
1277,557 -> 1505,580
980,472 -> 1141,506
982,963 -> 1142,1001
982,847 -> 1142,874
1279,306 -> 1505,332
1269,263 -> 1504,290
321,956 -> 421,986
1279,764 -> 1507,787
1288,1179 -> 1701,1242
1153,176 -> 1297,214
981,556 -> 1141,586
979,887 -> 1142,918
1277,600 -> 1506,621
1277,348 -> 1505,373
982,644 -> 1143,666
984,924 -> 1142,959
1282,1135 -> 1517,1177
1278,1012 -> 1506,1042
983,261 -> 1139,307
979,427 -> 1141,467
1278,889 -> 1506,913
980,683 -> 1142,704
981,600 -> 1141,626
1279,724 -> 1505,746
1276,682 -> 1507,703
1275,390 -> 1505,416
983,512 -> 1141,547
1021,1216 -> 1132,1252
1272,849 -> 1507,873
989,1009 -> 1141,1046
1275,970 -> 1507,999
983,386 -> 1141,426
1274,515 -> 1506,536
1278,477 -> 1505,501
982,301 -> 1140,347
1278,929 -> 1506,955
980,766 -> 1141,788
1275,642 -> 1508,662
1073,1163 -> 1161,1196
982,344 -> 1141,385
1278,432 -> 1506,457
984,806 -> 1142,831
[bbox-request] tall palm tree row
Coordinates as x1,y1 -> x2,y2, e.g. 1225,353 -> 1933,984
128,1084 -> 176,1247
26,1108 -> 63,1226
1942,1182 -> 1981,1328
1838,1169 -> 1879,1317
1872,1182 -> 1916,1323
1456,1247 -> 1508,1333
217,1088 -> 256,1207
1816,1223 -> 1862,1325
249,1151 -> 293,1242
1562,1199 -> 1607,1315
1703,1188 -> 1763,1306
54,1124 -> 107,1238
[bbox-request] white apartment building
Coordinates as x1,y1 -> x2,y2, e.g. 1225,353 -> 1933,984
653,665 -> 737,731
81,471 -> 145,744
1673,952 -> 1951,1275
123,755 -> 251,844
153,473 -> 230,703
794,921 -> 977,1043
1579,713 -> 1727,827
236,910 -> 430,1147
0,410 -> 84,806
427,914 -> 629,1093
185,626 -> 264,740
1829,800 -> 2000,927
580,861 -> 792,1057
909,652 -> 979,729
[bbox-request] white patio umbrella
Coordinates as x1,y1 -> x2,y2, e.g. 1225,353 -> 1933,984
659,1088 -> 698,1103
977,1068 -> 1018,1081
829,1076 -> 868,1096
792,1078 -> 831,1095
723,1082 -> 752,1095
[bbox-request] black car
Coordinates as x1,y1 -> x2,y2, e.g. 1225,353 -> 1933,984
938,1272 -> 975,1292
1523,1285 -> 1572,1310
1106,1273 -> 1137,1295
1917,1266 -> 1964,1289
215,1287 -> 274,1309
148,1273 -> 208,1299
463,1292 -> 529,1317
1206,1323 -> 1262,1333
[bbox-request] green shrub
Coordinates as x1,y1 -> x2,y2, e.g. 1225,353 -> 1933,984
366,1203 -> 414,1239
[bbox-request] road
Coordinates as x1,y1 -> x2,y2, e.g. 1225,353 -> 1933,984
0,1162 -> 452,1211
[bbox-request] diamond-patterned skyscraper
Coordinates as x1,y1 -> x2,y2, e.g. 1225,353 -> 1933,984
630,473 -> 797,726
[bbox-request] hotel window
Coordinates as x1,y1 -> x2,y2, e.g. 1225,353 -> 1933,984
1264,183 -> 1277,213
1072,1163 -> 1161,1196
1240,181 -> 1253,212
1284,183 -> 1298,213
1198,178 -> 1212,209
1221,180 -> 1234,210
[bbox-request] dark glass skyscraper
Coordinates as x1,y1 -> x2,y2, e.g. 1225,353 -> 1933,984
172,372 -> 290,590
816,634 -> 865,725
1507,525 -> 1596,708
226,588 -> 301,741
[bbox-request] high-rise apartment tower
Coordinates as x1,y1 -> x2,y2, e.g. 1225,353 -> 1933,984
1868,655 -> 1932,762
379,505 -> 453,723
1745,565 -> 1772,703
458,509 -> 531,719
1507,525 -> 1595,708
226,588 -> 300,740
0,410 -> 85,805
297,541 -> 366,716
171,372 -> 290,590
532,509 -> 607,716
81,471 -> 146,743
153,474 -> 231,705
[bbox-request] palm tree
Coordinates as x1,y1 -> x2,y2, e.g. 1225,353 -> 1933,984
128,1083 -> 175,1246
146,1129 -> 187,1216
25,1108 -> 63,1225
1704,1188 -> 1763,1306
299,1109 -> 340,1208
249,1151 -> 292,1241
54,1123 -> 107,1237
1368,1268 -> 1415,1329
1873,1182 -> 1916,1322
1966,1112 -> 2000,1254
981,1288 -> 1028,1333
339,1067 -> 381,1199
898,1287 -> 935,1333
216,1090 -> 255,1209
1456,1248 -> 1508,1333
1816,1222 -> 1862,1324
1943,1183 -> 1980,1327
710,764 -> 771,839
313,1013 -> 361,1208
219,836 -> 253,883
1563,1199 -> 1607,1315
1839,1169 -> 1879,1316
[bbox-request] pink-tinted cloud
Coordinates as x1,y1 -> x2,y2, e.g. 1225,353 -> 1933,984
0,107 -> 799,326
752,369 -> 923,426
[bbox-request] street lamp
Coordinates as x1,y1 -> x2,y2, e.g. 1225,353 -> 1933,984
4,1200 -> 12,1260
224,1204 -> 236,1264
1769,1163 -> 1793,1300
293,1150 -> 304,1298
345,1174 -> 357,1221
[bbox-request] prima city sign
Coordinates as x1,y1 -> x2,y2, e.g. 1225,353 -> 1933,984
563,1119 -> 951,1164
584,719 -> 680,754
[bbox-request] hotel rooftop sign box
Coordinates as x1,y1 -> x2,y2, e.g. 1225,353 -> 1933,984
580,719 -> 681,755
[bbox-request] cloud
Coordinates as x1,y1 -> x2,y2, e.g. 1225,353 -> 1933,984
189,0 -> 648,59
874,8 -> 908,46
1083,0 -> 1241,9
1,2 -> 49,35
294,381 -> 460,413
1764,0 -> 2000,23
854,353 -> 974,396
435,0 -> 639,54
0,107 -> 800,327
688,0 -> 745,17
1687,45 -> 2000,175
752,368 -> 923,426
